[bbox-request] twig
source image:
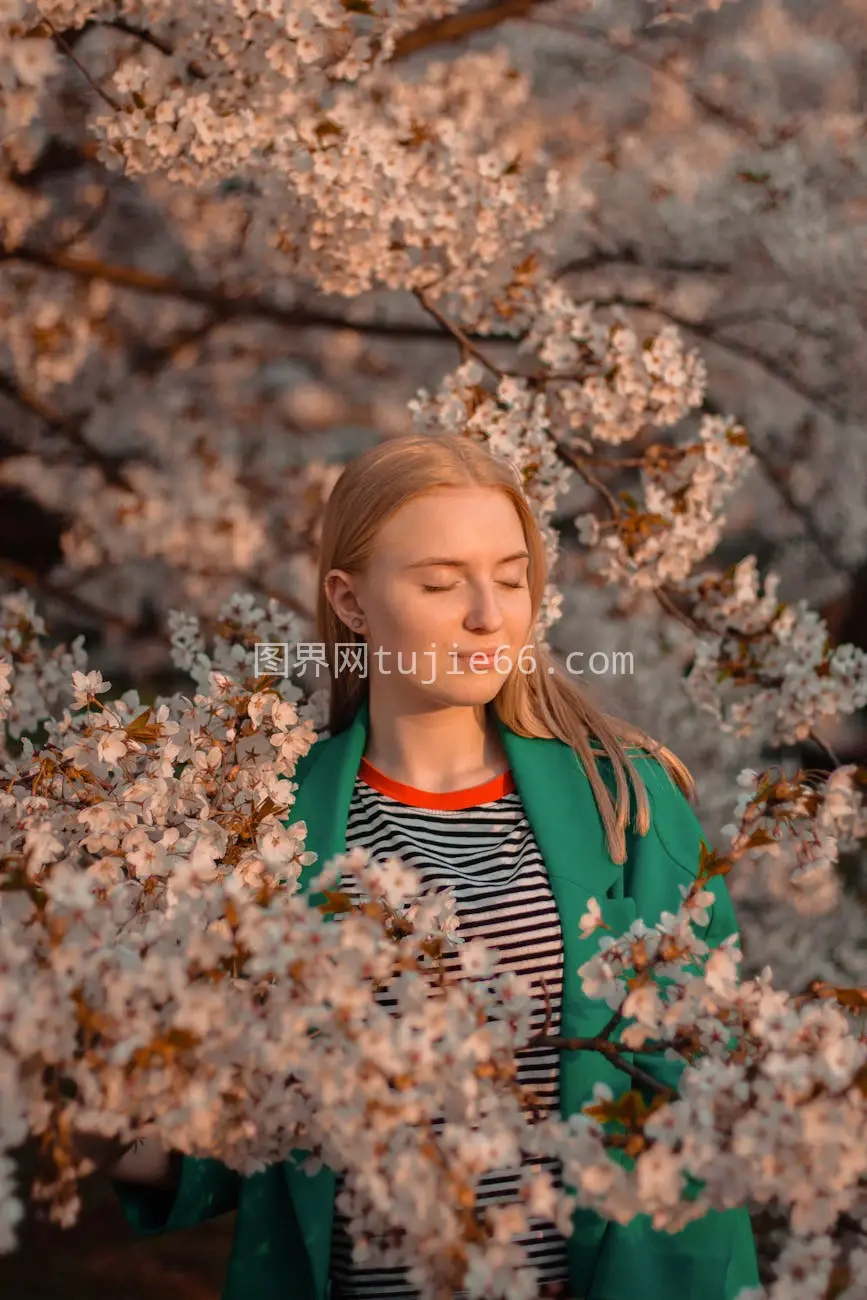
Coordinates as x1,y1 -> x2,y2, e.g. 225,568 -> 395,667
42,18 -> 126,112
530,1032 -> 676,1098
654,585 -> 702,634
55,187 -> 111,253
524,12 -> 767,144
553,247 -> 732,281
53,16 -> 206,80
0,372 -> 130,487
548,433 -> 622,519
412,287 -> 506,380
808,730 -> 843,769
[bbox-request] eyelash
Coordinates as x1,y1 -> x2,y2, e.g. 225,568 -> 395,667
421,581 -> 526,592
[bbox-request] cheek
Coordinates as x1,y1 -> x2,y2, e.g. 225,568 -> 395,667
382,595 -> 438,643
509,592 -> 534,632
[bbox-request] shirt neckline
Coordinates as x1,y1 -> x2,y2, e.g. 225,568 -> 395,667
358,756 -> 516,810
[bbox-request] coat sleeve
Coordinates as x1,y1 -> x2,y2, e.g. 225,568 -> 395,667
583,756 -> 761,1300
111,1156 -> 241,1235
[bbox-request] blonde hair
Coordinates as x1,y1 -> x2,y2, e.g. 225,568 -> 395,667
315,433 -> 697,864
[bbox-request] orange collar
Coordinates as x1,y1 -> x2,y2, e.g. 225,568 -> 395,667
357,756 -> 516,810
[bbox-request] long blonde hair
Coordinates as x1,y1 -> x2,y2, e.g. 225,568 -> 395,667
315,433 -> 697,864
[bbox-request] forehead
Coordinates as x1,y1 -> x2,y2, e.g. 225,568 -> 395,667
372,488 -> 526,561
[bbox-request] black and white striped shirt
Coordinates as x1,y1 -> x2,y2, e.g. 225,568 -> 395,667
328,758 -> 571,1300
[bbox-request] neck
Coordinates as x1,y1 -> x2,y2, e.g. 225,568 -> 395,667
362,690 -> 509,793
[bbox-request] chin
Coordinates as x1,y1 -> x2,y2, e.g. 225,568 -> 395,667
429,678 -> 505,708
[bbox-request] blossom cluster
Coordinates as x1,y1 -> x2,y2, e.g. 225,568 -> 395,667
683,555 -> 867,747
3,7 -> 559,310
1,590 -> 867,1298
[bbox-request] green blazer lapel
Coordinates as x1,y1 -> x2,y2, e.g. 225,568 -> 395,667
494,718 -> 622,900
493,716 -> 636,1022
289,701 -> 369,904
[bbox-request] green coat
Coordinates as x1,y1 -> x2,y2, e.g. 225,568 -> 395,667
114,696 -> 759,1299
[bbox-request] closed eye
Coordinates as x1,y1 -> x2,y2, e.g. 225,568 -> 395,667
421,581 -> 526,592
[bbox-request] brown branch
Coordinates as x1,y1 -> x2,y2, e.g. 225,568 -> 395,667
550,434 -> 621,519
412,287 -> 507,379
412,290 -> 641,516
555,254 -> 837,344
530,1032 -> 677,1098
654,585 -> 702,634
8,138 -> 96,188
51,16 -> 206,80
0,373 -> 130,487
409,282 -> 849,588
0,558 -> 143,634
526,13 -> 770,144
702,397 -> 854,578
571,291 -> 860,574
410,294 -> 731,656
0,553 -> 314,651
808,730 -> 843,768
41,18 -> 125,112
131,314 -> 224,376
743,433 -> 850,569
368,279 -> 862,598
554,248 -> 732,281
54,186 -> 112,253
0,372 -> 67,432
7,248 -> 855,591
99,17 -> 174,59
596,1006 -> 624,1043
390,0 -> 561,62
3,246 -> 472,342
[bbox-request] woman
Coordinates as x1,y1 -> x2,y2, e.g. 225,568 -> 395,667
108,433 -> 760,1300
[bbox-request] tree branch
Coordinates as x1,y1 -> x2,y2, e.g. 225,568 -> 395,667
49,16 -> 206,79
41,17 -> 125,112
7,248 -> 856,585
413,286 -> 507,379
554,247 -> 732,281
3,246 -> 469,341
702,397 -> 855,577
581,290 -> 853,428
532,1033 -> 677,1098
390,0 -> 564,62
526,12 -> 772,144
0,373 -> 130,487
0,558 -> 143,634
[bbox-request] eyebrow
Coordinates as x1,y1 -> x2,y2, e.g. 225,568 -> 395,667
404,550 -> 530,569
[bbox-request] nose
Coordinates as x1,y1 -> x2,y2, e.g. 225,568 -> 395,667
463,579 -> 506,635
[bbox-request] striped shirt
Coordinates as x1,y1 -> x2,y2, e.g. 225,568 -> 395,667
328,757 -> 571,1300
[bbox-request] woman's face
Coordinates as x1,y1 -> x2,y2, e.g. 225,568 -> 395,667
326,487 -> 535,709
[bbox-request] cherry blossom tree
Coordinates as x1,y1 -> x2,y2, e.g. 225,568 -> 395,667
1,1 -> 867,1297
